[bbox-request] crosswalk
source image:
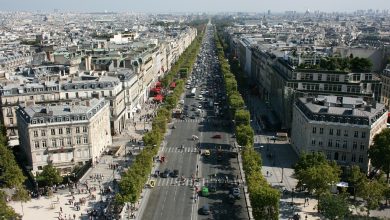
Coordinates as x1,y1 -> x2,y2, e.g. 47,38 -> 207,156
162,147 -> 198,153
173,118 -> 203,123
153,177 -> 212,187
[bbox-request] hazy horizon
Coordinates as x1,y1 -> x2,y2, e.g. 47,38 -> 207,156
1,0 -> 390,13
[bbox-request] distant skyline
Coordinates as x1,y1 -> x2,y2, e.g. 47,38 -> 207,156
1,0 -> 390,13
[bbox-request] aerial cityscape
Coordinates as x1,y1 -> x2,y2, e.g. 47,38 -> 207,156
1,1 -> 390,220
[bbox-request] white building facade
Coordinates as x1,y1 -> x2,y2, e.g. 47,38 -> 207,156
291,96 -> 388,173
16,98 -> 111,175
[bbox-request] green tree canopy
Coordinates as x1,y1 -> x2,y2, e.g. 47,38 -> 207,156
234,109 -> 250,126
38,165 -> 63,186
235,124 -> 254,147
369,128 -> 390,183
318,193 -> 350,220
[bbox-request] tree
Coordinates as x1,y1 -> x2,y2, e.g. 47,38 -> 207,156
357,179 -> 384,216
234,109 -> 250,126
11,186 -> 30,217
235,124 -> 254,147
346,165 -> 366,200
293,152 -> 327,188
38,165 -> 63,186
0,190 -> 21,219
299,162 -> 341,197
369,128 -> 390,183
318,193 -> 350,220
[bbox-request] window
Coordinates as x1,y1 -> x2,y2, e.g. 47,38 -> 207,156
341,153 -> 346,161
360,143 -> 365,151
344,130 -> 348,137
66,128 -> 71,134
312,127 -> 316,134
38,166 -> 43,170
83,136 -> 88,144
51,129 -> 55,135
351,154 -> 356,162
83,126 -> 87,133
326,151 -> 331,160
343,140 -> 348,149
354,131 -> 358,138
358,155 -> 364,163
34,141 -> 40,149
67,138 -> 72,145
59,128 -> 63,135
311,139 -> 316,145
42,140 -> 47,148
41,130 -> 46,136
33,130 -> 38,137
59,139 -> 64,147
329,129 -> 333,135
352,141 -> 357,150
336,129 -> 341,136
319,128 -> 323,134
361,132 -> 366,138
76,127 -> 80,134
328,139 -> 333,147
334,152 -> 339,160
76,137 -> 81,144
51,139 -> 57,148
319,141 -> 323,146
335,140 -> 340,148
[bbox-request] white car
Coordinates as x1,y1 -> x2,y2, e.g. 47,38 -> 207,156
232,188 -> 240,198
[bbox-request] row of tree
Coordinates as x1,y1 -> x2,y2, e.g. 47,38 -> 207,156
0,125 -> 31,219
214,28 -> 280,220
114,25 -> 206,208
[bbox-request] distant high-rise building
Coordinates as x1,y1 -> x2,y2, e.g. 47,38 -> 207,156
267,10 -> 271,16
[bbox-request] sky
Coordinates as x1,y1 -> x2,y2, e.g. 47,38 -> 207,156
1,0 -> 390,13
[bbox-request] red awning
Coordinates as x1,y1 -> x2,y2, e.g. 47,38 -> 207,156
170,82 -> 176,88
154,94 -> 163,102
155,82 -> 162,87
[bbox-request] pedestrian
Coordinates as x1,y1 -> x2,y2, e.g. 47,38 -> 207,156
60,207 -> 63,212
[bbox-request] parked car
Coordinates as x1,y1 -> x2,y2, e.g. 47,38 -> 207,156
161,169 -> 170,178
200,204 -> 210,215
212,134 -> 222,139
171,169 -> 179,178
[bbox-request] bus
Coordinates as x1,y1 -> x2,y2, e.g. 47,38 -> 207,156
190,88 -> 196,97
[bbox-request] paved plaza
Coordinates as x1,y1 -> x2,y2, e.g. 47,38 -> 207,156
9,99 -> 159,220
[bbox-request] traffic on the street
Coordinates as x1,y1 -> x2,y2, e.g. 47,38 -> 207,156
141,23 -> 249,220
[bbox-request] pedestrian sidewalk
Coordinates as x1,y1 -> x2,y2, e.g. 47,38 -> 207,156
113,99 -> 160,148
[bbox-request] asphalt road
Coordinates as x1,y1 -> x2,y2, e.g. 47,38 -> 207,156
141,24 -> 249,220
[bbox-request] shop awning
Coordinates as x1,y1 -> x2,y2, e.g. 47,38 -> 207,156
155,81 -> 162,87
170,82 -> 176,88
154,94 -> 163,102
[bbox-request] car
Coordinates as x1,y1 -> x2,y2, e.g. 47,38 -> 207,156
201,186 -> 209,197
212,134 -> 222,139
203,150 -> 211,157
146,179 -> 156,188
171,169 -> 179,178
198,105 -> 202,109
190,115 -> 196,119
232,187 -> 240,198
161,169 -> 170,178
200,204 -> 210,215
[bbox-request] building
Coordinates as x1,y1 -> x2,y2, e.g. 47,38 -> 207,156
381,67 -> 390,108
16,98 -> 111,175
291,95 -> 387,173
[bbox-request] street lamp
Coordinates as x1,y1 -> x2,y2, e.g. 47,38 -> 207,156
281,168 -> 284,183
291,188 -> 295,205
